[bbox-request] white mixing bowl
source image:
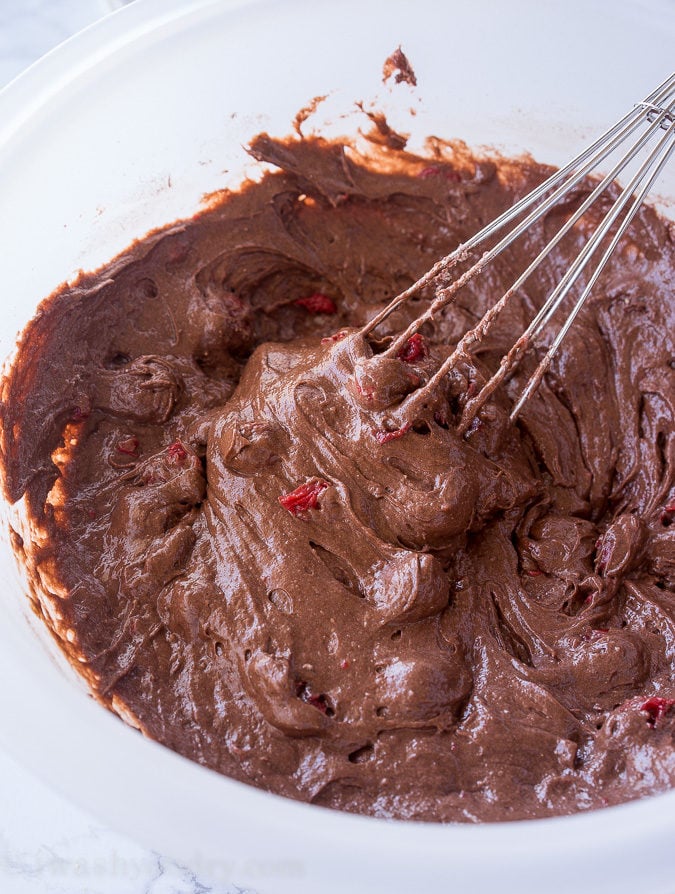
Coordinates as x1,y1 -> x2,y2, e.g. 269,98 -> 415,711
1,1 -> 674,892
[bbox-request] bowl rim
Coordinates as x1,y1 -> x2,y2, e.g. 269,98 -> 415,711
1,0 -> 675,888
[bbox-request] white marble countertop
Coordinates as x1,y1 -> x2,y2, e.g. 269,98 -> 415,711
0,749 -> 244,894
0,0 -> 105,87
0,7 -> 249,892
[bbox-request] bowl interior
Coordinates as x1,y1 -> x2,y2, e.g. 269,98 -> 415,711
1,1 -> 674,892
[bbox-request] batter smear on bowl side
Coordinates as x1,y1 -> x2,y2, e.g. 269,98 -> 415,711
1,131 -> 674,822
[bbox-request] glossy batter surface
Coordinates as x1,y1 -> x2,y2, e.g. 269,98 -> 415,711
2,134 -> 674,822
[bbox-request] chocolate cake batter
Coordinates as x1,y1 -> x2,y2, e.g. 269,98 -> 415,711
1,133 -> 674,822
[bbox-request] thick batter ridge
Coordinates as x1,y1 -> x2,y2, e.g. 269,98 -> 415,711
1,134 -> 674,821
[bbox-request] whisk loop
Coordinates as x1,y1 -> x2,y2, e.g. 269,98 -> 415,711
360,72 -> 675,432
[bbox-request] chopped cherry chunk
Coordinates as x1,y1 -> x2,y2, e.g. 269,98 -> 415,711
294,293 -> 337,315
321,330 -> 349,344
117,436 -> 139,456
397,333 -> 427,363
296,681 -> 333,715
417,165 -> 461,182
166,440 -> 188,464
641,697 -> 675,725
373,423 -> 410,444
279,479 -> 329,515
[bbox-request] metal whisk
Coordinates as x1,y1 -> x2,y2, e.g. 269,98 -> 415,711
360,72 -> 675,433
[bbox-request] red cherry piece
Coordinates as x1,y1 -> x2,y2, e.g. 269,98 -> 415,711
321,330 -> 349,344
117,436 -> 139,456
279,479 -> 329,516
340,659 -> 350,670
526,569 -> 542,577
296,681 -> 332,715
294,293 -> 337,315
640,697 -> 675,724
397,333 -> 427,363
373,423 -> 410,445
167,440 -> 188,464
308,694 -> 330,713
417,165 -> 461,182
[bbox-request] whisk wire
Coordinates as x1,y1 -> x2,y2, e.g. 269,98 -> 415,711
360,72 -> 675,429
509,114 -> 675,421
458,99 -> 675,431
361,72 -> 675,343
